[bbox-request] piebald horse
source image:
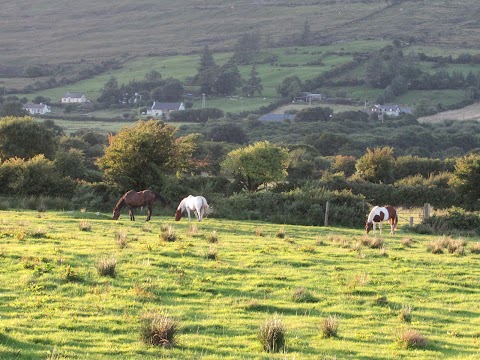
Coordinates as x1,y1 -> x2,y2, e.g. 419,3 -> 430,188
113,190 -> 165,221
175,195 -> 210,222
366,205 -> 398,235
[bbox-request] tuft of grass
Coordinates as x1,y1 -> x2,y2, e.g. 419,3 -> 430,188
275,227 -> 286,239
427,239 -> 445,254
291,287 -> 318,303
115,230 -> 128,249
320,315 -> 339,338
374,295 -> 388,306
46,346 -> 65,360
142,223 -> 153,232
96,256 -> 117,277
63,264 -> 80,282
205,245 -> 218,260
399,304 -> 412,323
396,329 -> 428,349
315,236 -> 325,246
30,226 -> 48,238
187,224 -> 199,236
401,237 -> 414,247
79,221 -> 92,231
447,238 -> 466,255
470,242 -> 480,254
259,315 -> 286,353
255,227 -> 264,237
160,225 -> 177,242
207,230 -> 218,243
140,310 -> 178,347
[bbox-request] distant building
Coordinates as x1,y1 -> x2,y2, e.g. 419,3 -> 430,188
22,103 -> 51,115
147,102 -> 185,118
294,92 -> 323,103
259,114 -> 296,122
369,104 -> 412,117
61,92 -> 87,103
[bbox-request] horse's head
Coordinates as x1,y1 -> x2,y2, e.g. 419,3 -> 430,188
175,209 -> 182,221
112,208 -> 121,220
365,222 -> 373,234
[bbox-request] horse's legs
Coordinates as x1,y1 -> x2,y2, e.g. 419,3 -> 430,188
128,207 -> 135,221
186,209 -> 192,221
390,220 -> 394,235
379,221 -> 382,235
146,206 -> 152,221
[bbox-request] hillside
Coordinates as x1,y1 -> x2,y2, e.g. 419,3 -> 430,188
3,0 -> 480,67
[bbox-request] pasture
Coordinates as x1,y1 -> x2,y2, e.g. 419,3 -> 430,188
0,210 -> 479,359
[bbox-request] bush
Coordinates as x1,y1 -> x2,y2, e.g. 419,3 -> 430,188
140,310 -> 178,347
419,208 -> 480,235
259,315 -> 286,353
291,287 -> 318,303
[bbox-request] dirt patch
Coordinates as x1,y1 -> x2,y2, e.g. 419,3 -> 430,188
418,103 -> 480,123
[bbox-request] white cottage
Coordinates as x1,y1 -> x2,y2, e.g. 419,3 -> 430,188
147,102 -> 185,118
23,103 -> 51,115
61,92 -> 87,103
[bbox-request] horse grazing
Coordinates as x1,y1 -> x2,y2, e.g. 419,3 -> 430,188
113,190 -> 165,221
366,205 -> 398,235
175,195 -> 210,222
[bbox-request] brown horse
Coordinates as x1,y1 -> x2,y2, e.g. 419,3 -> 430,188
112,190 -> 165,221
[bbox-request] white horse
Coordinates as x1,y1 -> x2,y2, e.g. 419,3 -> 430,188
175,195 -> 210,222
366,205 -> 398,235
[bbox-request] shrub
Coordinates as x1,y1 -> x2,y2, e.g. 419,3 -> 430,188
291,287 -> 318,303
205,245 -> 218,260
255,227 -> 264,237
96,256 -> 117,277
396,329 -> 427,349
140,310 -> 178,347
276,227 -> 286,239
320,315 -> 339,338
259,315 -> 286,353
401,237 -> 413,247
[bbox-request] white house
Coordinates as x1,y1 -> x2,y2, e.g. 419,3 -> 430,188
147,102 -> 185,118
61,92 -> 87,103
23,103 -> 51,115
369,104 -> 412,117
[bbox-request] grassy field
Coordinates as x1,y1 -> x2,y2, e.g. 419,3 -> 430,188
0,209 -> 479,359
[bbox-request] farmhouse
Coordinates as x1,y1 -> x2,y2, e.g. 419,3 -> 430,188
147,102 -> 185,118
294,92 -> 323,103
369,104 -> 412,117
22,103 -> 51,115
61,92 -> 87,103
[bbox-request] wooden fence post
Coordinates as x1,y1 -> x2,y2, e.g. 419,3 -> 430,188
409,216 -> 414,227
423,203 -> 431,220
324,200 -> 330,227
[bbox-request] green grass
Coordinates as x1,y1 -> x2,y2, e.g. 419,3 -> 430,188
0,210 -> 479,359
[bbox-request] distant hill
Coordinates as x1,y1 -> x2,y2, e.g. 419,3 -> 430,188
3,0 -> 480,67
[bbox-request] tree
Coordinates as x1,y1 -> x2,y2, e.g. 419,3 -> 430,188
355,146 -> 395,184
208,123 -> 248,144
98,76 -> 122,105
365,52 -> 391,88
277,76 -> 303,99
97,120 -> 196,190
450,153 -> 480,202
242,64 -> 263,97
194,45 -> 218,95
0,101 -> 28,117
0,117 -> 56,160
163,78 -> 184,101
295,107 -> 333,122
221,141 -> 289,191
213,61 -> 242,96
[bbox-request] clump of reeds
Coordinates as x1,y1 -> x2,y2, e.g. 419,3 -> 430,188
259,315 -> 286,353
396,329 -> 427,349
207,230 -> 218,243
140,310 -> 178,347
79,221 -> 92,231
320,315 -> 339,338
291,287 -> 318,303
398,304 -> 412,323
160,225 -> 177,242
95,256 -> 117,277
115,230 -> 128,249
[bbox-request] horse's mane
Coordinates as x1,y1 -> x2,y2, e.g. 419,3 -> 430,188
113,195 -> 126,211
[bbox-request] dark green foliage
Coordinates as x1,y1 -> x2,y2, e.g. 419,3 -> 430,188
169,108 -> 224,123
0,117 -> 56,159
295,106 -> 333,122
208,123 -> 248,144
417,207 -> 480,235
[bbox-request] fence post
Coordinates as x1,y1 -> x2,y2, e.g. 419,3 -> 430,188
324,200 -> 330,227
423,203 -> 431,220
409,216 -> 414,227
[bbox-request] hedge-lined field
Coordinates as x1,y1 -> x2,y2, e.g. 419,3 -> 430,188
0,210 -> 479,359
